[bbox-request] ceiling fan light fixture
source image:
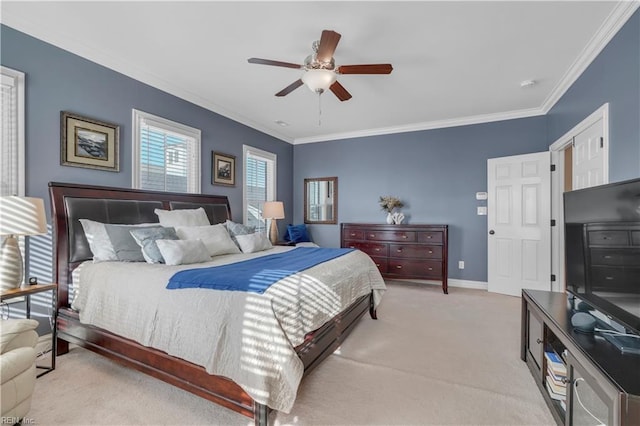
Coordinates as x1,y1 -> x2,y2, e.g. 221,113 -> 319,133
302,69 -> 336,93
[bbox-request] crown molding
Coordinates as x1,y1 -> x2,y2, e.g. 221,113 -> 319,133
292,107 -> 546,144
540,1 -> 640,113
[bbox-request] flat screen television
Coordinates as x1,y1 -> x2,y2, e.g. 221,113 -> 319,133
564,177 -> 640,338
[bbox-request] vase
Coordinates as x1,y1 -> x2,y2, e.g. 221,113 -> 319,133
393,212 -> 405,224
386,212 -> 394,224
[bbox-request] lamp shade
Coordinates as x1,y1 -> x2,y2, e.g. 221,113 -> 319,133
262,201 -> 285,220
0,196 -> 48,236
302,69 -> 337,93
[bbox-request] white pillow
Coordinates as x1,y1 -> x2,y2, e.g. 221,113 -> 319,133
154,208 -> 210,227
156,239 -> 211,265
235,232 -> 273,254
79,219 -> 157,262
175,224 -> 240,256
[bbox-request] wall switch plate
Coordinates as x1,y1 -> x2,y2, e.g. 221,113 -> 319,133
476,192 -> 488,200
458,261 -> 464,269
477,206 -> 487,215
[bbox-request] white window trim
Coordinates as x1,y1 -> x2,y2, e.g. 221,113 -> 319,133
132,109 -> 201,193
1,66 -> 26,197
243,144 -> 277,226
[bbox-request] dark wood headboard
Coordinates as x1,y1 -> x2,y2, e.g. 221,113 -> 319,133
48,182 -> 232,310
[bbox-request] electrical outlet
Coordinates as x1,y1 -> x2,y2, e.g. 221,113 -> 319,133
458,261 -> 464,269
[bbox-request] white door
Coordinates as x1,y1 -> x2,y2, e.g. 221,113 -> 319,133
488,152 -> 551,296
572,119 -> 607,190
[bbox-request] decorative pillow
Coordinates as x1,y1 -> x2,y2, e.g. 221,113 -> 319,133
154,208 -> 210,227
286,224 -> 312,243
175,224 -> 240,257
156,239 -> 211,266
104,224 -> 164,262
130,227 -> 179,264
79,219 -> 158,262
235,232 -> 273,254
224,220 -> 256,247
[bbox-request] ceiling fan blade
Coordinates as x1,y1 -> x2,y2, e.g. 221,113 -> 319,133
248,58 -> 302,69
336,64 -> 393,74
316,30 -> 341,63
275,79 -> 304,97
329,81 -> 352,102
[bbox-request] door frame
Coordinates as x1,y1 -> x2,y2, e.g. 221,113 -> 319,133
549,103 -> 609,292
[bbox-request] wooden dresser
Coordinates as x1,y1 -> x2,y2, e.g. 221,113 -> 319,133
341,223 -> 449,293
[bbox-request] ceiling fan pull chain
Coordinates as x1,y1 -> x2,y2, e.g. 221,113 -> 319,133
318,91 -> 322,126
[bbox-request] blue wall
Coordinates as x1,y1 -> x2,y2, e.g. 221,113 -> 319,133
0,25 -> 293,226
293,117 -> 548,282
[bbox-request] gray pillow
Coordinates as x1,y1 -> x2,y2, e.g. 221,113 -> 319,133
224,220 -> 256,248
130,227 -> 179,264
103,224 -> 162,262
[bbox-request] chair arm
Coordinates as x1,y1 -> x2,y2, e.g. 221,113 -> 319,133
0,319 -> 39,354
0,346 -> 37,384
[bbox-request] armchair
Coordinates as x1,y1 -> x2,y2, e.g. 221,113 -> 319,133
1,319 -> 39,421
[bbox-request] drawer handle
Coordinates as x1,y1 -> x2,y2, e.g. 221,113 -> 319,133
370,234 -> 376,238
396,248 -> 402,253
402,235 -> 408,239
396,265 -> 402,269
426,235 -> 432,239
374,248 -> 380,252
536,338 -> 542,344
603,255 -> 612,259
349,246 -> 355,249
427,267 -> 433,271
605,276 -> 614,280
428,250 -> 433,254
375,263 -> 380,267
350,233 -> 356,237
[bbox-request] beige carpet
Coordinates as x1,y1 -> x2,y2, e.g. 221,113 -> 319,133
28,283 -> 554,425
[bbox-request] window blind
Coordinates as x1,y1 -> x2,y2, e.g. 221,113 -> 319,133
133,110 -> 201,194
0,68 -> 25,197
243,146 -> 276,232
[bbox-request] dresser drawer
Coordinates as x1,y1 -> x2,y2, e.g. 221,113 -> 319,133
344,241 -> 388,257
343,228 -> 364,240
417,232 -> 443,244
632,231 -> 640,246
590,266 -> 640,292
388,259 -> 442,278
390,244 -> 442,259
369,256 -> 388,274
590,248 -> 640,266
588,230 -> 629,246
366,230 -> 416,242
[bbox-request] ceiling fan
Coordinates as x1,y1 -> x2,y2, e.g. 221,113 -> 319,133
248,30 -> 393,102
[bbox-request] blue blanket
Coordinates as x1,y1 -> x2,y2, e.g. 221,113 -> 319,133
166,247 -> 354,294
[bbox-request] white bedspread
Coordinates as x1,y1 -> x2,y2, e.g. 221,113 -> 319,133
73,246 -> 386,412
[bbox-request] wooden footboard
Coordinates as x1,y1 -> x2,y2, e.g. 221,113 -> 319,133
56,293 -> 375,425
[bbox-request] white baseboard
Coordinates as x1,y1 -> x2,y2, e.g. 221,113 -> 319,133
390,278 -> 488,291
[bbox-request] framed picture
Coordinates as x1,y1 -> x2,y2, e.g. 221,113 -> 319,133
212,152 -> 236,186
61,111 -> 120,171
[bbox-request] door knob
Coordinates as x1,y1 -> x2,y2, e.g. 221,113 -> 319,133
489,230 -> 495,235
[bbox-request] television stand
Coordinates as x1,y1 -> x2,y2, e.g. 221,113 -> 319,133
521,289 -> 640,425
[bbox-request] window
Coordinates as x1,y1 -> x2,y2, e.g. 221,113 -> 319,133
243,145 -> 277,232
1,67 -> 25,197
132,110 -> 201,193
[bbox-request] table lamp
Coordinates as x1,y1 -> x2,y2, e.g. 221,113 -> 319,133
0,196 -> 48,291
262,201 -> 285,245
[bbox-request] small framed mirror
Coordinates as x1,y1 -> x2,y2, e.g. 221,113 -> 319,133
304,177 -> 337,224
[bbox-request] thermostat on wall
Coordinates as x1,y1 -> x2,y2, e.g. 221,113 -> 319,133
476,192 -> 488,200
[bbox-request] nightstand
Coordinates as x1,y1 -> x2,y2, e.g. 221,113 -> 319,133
1,283 -> 57,377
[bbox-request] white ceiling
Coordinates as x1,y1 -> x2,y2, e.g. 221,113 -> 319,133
1,1 -> 637,144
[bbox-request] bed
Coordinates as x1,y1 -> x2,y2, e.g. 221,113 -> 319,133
49,182 -> 385,425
